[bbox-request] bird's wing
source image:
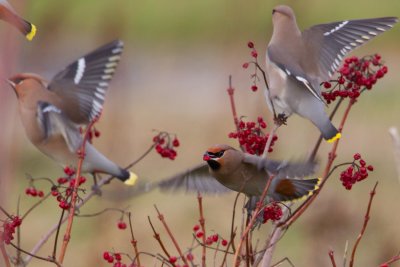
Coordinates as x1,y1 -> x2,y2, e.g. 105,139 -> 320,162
37,101 -> 82,153
158,163 -> 232,194
302,17 -> 398,81
267,44 -> 323,102
47,40 -> 124,125
243,154 -> 317,178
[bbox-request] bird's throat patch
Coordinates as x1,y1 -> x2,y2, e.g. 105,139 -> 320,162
207,160 -> 221,171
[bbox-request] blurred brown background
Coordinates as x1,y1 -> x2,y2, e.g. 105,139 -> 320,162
0,0 -> 399,266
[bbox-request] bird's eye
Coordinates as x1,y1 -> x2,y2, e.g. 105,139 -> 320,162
215,150 -> 225,158
272,9 -> 276,14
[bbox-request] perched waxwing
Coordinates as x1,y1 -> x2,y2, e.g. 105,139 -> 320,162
0,0 -> 36,40
159,144 -> 320,202
8,40 -> 137,186
265,5 -> 398,142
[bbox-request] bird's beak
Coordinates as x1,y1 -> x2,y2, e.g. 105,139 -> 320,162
203,153 -> 211,161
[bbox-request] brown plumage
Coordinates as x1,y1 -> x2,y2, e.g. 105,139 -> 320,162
159,144 -> 320,202
8,40 -> 137,186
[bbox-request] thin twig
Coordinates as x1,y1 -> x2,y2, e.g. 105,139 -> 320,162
58,118 -> 98,263
227,76 -> 245,152
52,208 -> 66,260
220,228 -> 237,267
283,99 -> 355,228
328,250 -> 337,267
21,192 -> 52,220
154,205 -> 189,266
197,193 -> 206,267
349,182 -> 378,267
380,252 -> 400,266
148,216 -> 171,260
0,238 -> 11,267
128,212 -> 141,267
25,144 -> 155,264
9,242 -> 61,267
232,175 -> 275,267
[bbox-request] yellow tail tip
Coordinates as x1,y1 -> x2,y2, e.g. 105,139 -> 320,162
124,172 -> 138,186
26,24 -> 37,41
327,132 -> 341,143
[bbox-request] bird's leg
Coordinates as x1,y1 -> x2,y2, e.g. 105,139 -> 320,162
274,113 -> 287,126
91,173 -> 102,196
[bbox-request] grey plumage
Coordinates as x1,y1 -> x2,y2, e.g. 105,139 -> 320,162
266,5 -> 398,141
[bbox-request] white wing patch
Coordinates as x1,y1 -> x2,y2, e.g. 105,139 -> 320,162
43,105 -> 61,114
295,76 -> 322,102
74,58 -> 86,84
323,21 -> 349,36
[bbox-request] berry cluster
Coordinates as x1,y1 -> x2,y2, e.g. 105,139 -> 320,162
340,153 -> 374,190
1,216 -> 22,244
153,131 -> 180,160
103,251 -> 128,267
242,41 -> 260,92
25,186 -> 44,198
262,202 -> 283,224
228,117 -> 278,155
322,54 -> 388,104
50,167 -> 87,210
192,224 -> 228,246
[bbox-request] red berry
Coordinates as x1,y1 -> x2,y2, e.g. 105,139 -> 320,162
247,41 -> 254,48
251,85 -> 258,92
242,62 -> 249,69
169,256 -> 177,264
172,138 -> 180,147
38,191 -> 44,197
117,221 -> 127,230
94,130 -> 101,138
193,224 -> 200,232
115,253 -> 122,261
353,153 -> 361,160
323,82 -> 332,89
221,239 -> 228,246
212,234 -> 219,242
103,252 -> 111,260
367,165 -> 374,171
186,253 -> 194,261
196,231 -> 204,238
251,50 -> 258,58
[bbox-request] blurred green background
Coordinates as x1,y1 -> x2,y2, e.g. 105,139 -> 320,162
0,0 -> 399,266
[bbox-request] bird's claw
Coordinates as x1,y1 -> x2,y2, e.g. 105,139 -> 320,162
274,113 -> 287,126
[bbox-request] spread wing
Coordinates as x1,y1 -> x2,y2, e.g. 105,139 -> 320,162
47,40 -> 124,125
158,163 -> 232,194
302,17 -> 398,81
243,154 -> 317,178
36,101 -> 82,153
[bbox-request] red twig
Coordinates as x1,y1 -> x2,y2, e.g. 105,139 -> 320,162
197,193 -> 206,267
58,118 -> 98,263
147,216 -> 172,262
349,182 -> 378,267
0,237 -> 11,267
329,250 -> 337,267
154,205 -> 189,266
380,252 -> 400,266
128,212 -> 141,267
283,99 -> 355,228
232,174 -> 275,267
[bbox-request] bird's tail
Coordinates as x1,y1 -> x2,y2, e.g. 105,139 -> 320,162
269,177 -> 321,202
322,121 -> 341,143
118,169 -> 138,186
0,3 -> 37,41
